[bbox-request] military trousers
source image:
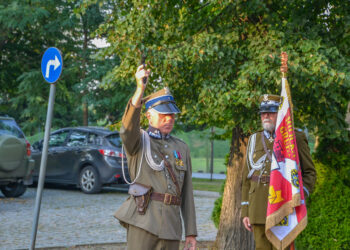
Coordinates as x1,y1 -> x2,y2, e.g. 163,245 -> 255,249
127,224 -> 180,250
252,224 -> 291,250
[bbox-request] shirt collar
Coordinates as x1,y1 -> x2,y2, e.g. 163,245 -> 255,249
147,125 -> 170,139
263,130 -> 276,140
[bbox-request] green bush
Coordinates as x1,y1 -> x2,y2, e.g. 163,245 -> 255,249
296,162 -> 350,249
211,162 -> 350,249
26,131 -> 45,144
211,179 -> 226,228
314,135 -> 350,187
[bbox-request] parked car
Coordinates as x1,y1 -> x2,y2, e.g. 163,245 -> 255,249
32,127 -> 129,194
0,116 -> 34,197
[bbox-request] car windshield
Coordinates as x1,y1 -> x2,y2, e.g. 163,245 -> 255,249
106,134 -> 122,147
0,119 -> 24,138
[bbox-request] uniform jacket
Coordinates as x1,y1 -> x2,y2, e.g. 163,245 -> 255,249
114,100 -> 197,240
241,130 -> 316,224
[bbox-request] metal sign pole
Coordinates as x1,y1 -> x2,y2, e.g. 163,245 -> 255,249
30,47 -> 62,249
30,83 -> 56,250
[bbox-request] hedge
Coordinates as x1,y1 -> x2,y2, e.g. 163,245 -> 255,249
295,162 -> 350,249
211,162 -> 350,249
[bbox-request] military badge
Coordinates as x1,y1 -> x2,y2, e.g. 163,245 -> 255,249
174,150 -> 184,168
263,94 -> 269,102
175,158 -> 184,167
291,169 -> 300,188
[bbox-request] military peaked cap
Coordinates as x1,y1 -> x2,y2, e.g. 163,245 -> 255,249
259,94 -> 282,113
143,87 -> 181,114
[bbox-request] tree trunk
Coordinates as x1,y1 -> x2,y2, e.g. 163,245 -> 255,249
346,102 -> 350,128
213,126 -> 254,250
83,101 -> 88,126
314,135 -> 320,152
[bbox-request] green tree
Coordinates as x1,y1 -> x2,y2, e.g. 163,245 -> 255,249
97,0 -> 350,248
0,0 -> 124,134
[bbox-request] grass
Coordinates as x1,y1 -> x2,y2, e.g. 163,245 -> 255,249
26,132 -> 44,144
191,178 -> 225,193
191,158 -> 226,174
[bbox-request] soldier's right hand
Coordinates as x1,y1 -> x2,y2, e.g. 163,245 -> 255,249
135,64 -> 150,91
243,217 -> 252,232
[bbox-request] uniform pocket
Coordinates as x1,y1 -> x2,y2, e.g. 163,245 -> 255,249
174,163 -> 187,190
175,164 -> 187,172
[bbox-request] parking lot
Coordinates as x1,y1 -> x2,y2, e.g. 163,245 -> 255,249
0,186 -> 219,250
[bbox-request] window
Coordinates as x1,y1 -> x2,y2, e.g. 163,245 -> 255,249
106,134 -> 121,147
67,131 -> 88,147
49,131 -> 69,147
0,119 -> 24,138
87,133 -> 103,145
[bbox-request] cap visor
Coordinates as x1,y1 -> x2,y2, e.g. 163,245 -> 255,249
260,106 -> 279,113
153,103 -> 181,114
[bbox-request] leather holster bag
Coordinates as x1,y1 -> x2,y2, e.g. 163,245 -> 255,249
128,182 -> 152,215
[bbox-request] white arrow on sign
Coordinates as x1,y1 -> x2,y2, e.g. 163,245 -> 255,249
45,55 -> 61,78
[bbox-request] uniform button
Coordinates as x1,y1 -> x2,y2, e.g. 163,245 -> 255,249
268,149 -> 271,152
166,173 -> 169,178
165,155 -> 169,159
164,145 -> 168,148
264,184 -> 267,186
266,160 -> 269,163
154,154 -> 158,158
168,185 -> 171,189
264,171 -> 267,174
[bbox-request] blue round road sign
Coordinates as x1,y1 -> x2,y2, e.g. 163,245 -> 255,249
41,47 -> 63,83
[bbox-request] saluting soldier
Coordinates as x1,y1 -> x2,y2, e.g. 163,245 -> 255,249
241,94 -> 317,250
114,64 -> 197,250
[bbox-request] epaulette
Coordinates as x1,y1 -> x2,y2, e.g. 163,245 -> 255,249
171,135 -> 187,145
250,130 -> 262,137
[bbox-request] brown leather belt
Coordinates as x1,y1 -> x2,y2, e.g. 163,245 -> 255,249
151,192 -> 181,206
251,175 -> 270,184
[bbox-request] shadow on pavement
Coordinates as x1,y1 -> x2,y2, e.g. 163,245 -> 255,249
29,182 -> 129,194
38,241 -> 217,250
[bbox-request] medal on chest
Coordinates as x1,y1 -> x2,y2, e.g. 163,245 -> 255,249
174,150 -> 184,168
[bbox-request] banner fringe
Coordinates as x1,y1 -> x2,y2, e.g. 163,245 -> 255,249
266,216 -> 307,250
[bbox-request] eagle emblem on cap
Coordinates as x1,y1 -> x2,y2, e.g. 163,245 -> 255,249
164,87 -> 170,95
263,94 -> 269,102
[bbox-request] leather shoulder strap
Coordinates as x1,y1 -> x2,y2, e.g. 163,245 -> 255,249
261,131 -> 272,161
162,155 -> 181,196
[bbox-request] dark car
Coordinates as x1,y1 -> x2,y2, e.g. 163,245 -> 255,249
32,127 -> 128,194
0,116 -> 34,197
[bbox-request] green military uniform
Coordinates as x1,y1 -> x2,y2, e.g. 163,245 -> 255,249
241,95 -> 317,250
114,89 -> 197,250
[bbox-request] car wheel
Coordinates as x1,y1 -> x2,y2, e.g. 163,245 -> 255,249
79,165 -> 101,194
1,182 -> 27,197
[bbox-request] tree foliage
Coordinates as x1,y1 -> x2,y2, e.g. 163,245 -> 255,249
97,0 -> 350,143
97,2 -> 350,248
0,0 -> 126,134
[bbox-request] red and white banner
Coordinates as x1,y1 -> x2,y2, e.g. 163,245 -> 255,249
265,77 -> 307,250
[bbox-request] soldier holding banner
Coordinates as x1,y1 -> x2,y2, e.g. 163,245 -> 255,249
114,64 -> 197,250
241,93 -> 317,250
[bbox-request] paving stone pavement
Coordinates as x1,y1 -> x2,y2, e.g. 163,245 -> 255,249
0,187 -> 219,250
